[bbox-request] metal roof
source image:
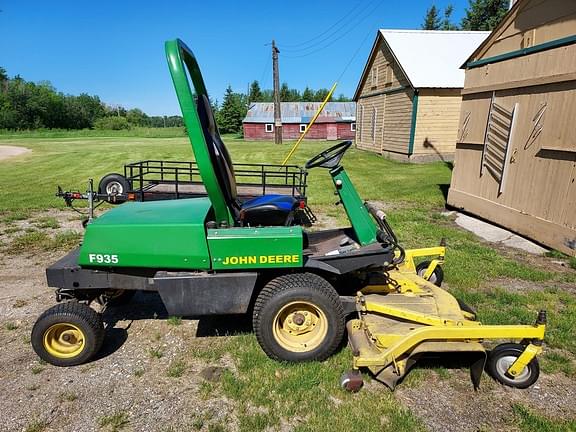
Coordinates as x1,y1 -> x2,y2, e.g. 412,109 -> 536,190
354,29 -> 490,99
243,102 -> 356,124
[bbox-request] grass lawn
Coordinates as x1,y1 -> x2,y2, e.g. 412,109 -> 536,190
1,132 -> 575,431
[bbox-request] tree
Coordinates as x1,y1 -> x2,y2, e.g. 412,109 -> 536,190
422,5 -> 441,30
314,89 -> 331,102
216,85 -> 247,134
442,5 -> 459,30
248,80 -> 263,102
302,87 -> 314,101
461,0 -> 508,31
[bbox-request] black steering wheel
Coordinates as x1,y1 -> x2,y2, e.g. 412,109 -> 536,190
305,140 -> 353,169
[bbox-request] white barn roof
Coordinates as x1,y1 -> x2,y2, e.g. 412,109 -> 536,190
355,30 -> 490,98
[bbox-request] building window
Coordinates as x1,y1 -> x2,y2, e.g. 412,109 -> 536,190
358,105 -> 363,141
265,123 -> 274,133
299,124 -> 307,133
351,122 -> 356,131
371,66 -> 379,89
385,63 -> 393,86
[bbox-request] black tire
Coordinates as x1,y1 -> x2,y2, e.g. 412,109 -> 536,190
486,343 -> 540,389
98,173 -> 129,204
416,261 -> 444,286
104,289 -> 136,306
31,302 -> 105,367
253,273 -> 345,362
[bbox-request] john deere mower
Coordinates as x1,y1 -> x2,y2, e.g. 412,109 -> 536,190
32,39 -> 546,391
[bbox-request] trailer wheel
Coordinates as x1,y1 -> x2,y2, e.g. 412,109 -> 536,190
104,289 -> 136,306
416,261 -> 444,286
487,343 -> 540,389
98,173 -> 129,204
253,273 -> 345,362
31,302 -> 105,367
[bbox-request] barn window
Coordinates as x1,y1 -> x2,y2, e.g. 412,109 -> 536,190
371,107 -> 377,143
299,124 -> 307,133
351,122 -> 356,131
385,63 -> 392,86
265,123 -> 274,133
358,105 -> 363,141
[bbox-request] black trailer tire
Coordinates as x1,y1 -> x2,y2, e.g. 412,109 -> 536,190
98,173 -> 129,204
416,261 -> 444,286
253,273 -> 345,362
31,302 -> 105,367
486,343 -> 540,389
104,289 -> 136,306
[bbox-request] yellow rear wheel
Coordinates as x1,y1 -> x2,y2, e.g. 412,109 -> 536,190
273,301 -> 328,352
253,273 -> 345,362
43,323 -> 85,358
31,302 -> 105,367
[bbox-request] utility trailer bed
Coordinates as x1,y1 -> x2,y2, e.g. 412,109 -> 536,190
123,160 -> 308,202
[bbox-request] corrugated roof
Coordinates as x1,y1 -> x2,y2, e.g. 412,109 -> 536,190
354,29 -> 490,99
243,102 -> 356,124
380,29 -> 490,88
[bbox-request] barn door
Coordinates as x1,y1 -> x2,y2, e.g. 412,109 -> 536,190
481,92 -> 519,194
327,124 -> 338,141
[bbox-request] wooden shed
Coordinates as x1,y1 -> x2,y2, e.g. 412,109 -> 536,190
448,0 -> 576,256
353,30 -> 489,162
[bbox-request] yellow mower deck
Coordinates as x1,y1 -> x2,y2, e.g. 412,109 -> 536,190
346,270 -> 546,390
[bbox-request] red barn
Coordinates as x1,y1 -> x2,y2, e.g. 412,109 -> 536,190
243,102 -> 356,140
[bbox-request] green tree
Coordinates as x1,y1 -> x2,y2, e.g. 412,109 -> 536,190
217,85 -> 247,134
314,89 -> 331,102
442,5 -> 459,30
302,87 -> 314,101
248,80 -> 263,102
126,108 -> 148,126
461,0 -> 508,31
422,5 -> 441,30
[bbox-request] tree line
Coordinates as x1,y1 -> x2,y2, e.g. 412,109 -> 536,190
422,0 -> 509,31
0,68 -> 183,131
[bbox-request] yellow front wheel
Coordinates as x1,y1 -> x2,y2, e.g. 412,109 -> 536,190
253,273 -> 345,362
31,302 -> 105,367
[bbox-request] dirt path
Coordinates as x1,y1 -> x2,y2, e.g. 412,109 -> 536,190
0,145 -> 31,161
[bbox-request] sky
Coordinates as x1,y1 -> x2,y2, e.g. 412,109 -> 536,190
0,0 -> 472,116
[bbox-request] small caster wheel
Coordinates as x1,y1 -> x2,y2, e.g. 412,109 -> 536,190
340,370 -> 363,392
416,261 -> 444,286
487,343 -> 540,389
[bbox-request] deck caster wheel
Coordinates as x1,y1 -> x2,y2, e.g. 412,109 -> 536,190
253,273 -> 345,362
487,343 -> 540,389
340,370 -> 363,392
31,302 -> 105,367
416,261 -> 444,286
104,289 -> 136,306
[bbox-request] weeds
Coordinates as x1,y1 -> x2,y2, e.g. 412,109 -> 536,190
5,322 -> 18,330
24,419 -> 47,432
148,346 -> 163,359
5,230 -> 81,254
98,411 -> 129,431
167,316 -> 182,326
166,360 -> 186,378
33,217 -> 60,229
58,391 -> 78,402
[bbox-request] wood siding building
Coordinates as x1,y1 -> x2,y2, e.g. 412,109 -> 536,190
354,30 -> 489,162
243,102 -> 355,141
448,0 -> 576,256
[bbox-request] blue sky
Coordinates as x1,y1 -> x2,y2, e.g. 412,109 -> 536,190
0,0 -> 471,116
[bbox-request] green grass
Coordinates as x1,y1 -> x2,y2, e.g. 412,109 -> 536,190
513,404 -> 576,432
5,230 -> 81,254
167,316 -> 182,326
24,419 -> 48,432
166,359 -> 186,378
2,132 -> 575,431
98,411 -> 130,431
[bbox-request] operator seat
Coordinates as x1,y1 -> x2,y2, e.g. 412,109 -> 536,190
196,95 -> 298,226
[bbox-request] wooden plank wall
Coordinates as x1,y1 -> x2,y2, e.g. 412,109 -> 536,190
355,37 -> 413,156
449,0 -> 576,255
412,89 -> 462,156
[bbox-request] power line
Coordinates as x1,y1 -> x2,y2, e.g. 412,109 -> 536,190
278,0 -> 378,52
281,0 -> 384,59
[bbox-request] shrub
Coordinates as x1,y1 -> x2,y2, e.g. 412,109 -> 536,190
93,116 -> 131,130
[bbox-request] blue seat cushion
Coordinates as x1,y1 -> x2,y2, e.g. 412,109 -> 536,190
240,194 -> 298,226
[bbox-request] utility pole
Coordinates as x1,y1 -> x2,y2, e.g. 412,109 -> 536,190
272,40 -> 282,144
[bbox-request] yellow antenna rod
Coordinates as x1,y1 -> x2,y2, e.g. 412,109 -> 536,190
281,81 -> 338,166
